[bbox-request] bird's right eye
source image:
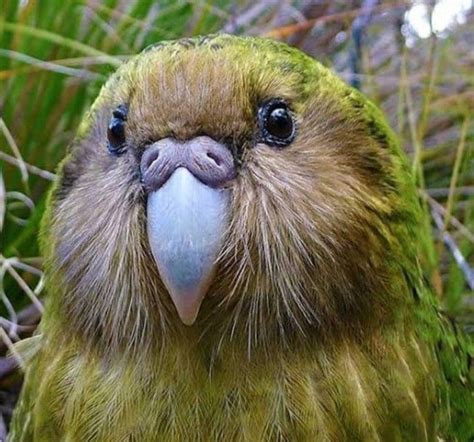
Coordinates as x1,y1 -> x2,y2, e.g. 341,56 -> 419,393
107,104 -> 128,155
257,98 -> 296,148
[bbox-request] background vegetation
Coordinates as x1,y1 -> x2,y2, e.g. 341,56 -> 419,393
0,0 -> 473,431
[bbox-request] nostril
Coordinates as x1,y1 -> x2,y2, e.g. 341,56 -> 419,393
206,151 -> 221,166
141,148 -> 160,175
146,151 -> 159,170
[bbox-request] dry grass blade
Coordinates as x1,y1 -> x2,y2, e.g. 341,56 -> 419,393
431,210 -> 474,291
0,327 -> 24,370
2,22 -> 122,66
223,0 -> 279,33
264,2 -> 409,38
0,152 -> 56,181
402,60 -> 425,187
442,117 -> 470,236
86,2 -> 174,39
0,55 -> 131,80
1,259 -> 43,314
423,192 -> 474,244
0,49 -> 103,81
0,173 -> 5,233
0,118 -> 28,185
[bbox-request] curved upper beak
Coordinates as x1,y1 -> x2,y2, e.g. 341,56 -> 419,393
141,137 -> 235,325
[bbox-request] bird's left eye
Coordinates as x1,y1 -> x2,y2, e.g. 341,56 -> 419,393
258,99 -> 296,148
107,104 -> 128,155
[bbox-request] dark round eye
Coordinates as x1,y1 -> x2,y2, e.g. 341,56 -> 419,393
107,104 -> 128,155
258,99 -> 295,148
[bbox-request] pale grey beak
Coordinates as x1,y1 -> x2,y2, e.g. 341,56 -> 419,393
141,137 -> 235,325
147,168 -> 229,324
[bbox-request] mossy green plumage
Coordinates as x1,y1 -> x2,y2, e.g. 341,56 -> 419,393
9,34 -> 474,441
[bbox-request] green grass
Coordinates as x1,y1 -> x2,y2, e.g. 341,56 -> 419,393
0,0 -> 473,330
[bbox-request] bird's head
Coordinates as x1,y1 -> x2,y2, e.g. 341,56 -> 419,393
45,35 -> 422,355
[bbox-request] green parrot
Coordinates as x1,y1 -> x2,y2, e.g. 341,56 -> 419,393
8,34 -> 473,441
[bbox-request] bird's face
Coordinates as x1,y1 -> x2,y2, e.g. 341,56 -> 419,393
49,35 -> 418,352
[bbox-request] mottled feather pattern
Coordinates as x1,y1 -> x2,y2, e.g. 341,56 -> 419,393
9,34 -> 473,441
